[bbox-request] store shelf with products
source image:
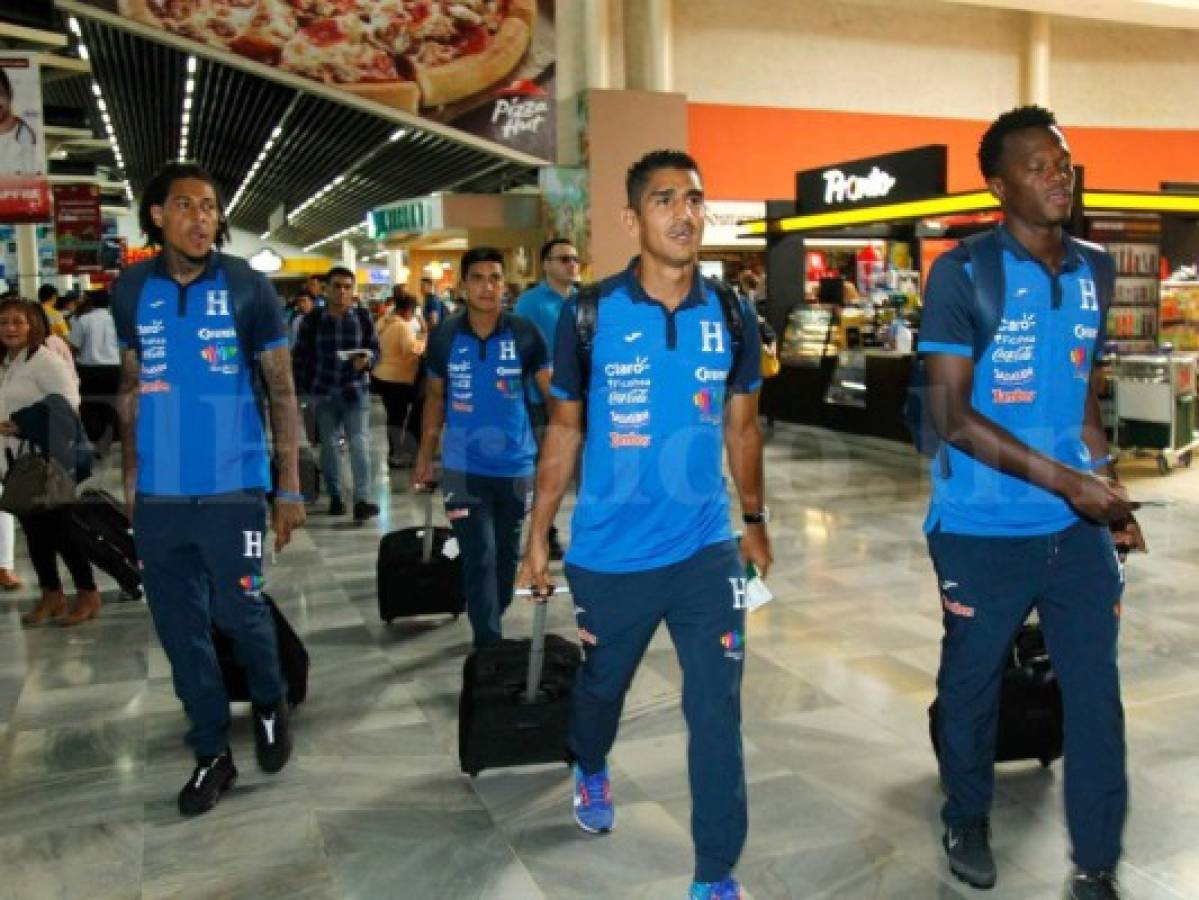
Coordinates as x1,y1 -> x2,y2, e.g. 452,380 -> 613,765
1160,280 -> 1199,351
1087,217 -> 1163,353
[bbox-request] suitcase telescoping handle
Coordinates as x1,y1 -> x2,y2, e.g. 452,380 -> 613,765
515,586 -> 570,704
413,481 -> 439,564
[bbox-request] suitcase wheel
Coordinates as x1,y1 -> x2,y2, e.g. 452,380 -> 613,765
453,613 -> 460,621
1039,756 -> 1053,768
466,769 -> 479,778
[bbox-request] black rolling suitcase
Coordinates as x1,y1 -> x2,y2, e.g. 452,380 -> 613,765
377,487 -> 465,622
68,488 -> 142,597
459,592 -> 581,776
212,594 -> 310,707
929,622 -> 1063,767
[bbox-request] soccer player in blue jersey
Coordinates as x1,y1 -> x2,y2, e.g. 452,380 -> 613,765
413,246 -> 552,648
518,150 -> 771,900
919,107 -> 1145,900
114,162 -> 306,817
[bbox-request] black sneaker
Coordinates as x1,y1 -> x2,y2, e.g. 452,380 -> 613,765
253,699 -> 293,774
328,496 -> 346,516
1066,869 -> 1120,900
177,751 -> 237,816
353,500 -> 379,522
944,820 -> 997,889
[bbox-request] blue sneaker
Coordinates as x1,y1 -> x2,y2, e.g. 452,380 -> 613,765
689,876 -> 743,899
572,764 -> 614,833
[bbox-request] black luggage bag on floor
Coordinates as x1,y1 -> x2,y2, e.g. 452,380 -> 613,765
929,622 -> 1063,767
213,594 -> 310,707
377,487 -> 464,622
459,594 -> 581,776
68,487 -> 141,597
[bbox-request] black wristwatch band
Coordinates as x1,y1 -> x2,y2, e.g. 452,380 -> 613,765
742,507 -> 769,525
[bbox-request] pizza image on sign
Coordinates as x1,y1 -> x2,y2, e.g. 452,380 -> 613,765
120,0 -> 536,113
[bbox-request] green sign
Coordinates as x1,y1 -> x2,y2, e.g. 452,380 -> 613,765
370,201 -> 429,238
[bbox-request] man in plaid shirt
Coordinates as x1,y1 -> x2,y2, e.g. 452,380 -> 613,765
292,266 -> 381,522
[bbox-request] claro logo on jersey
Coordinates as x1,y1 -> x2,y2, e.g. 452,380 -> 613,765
605,357 -> 650,377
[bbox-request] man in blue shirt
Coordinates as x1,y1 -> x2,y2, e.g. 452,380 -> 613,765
919,107 -> 1145,900
413,246 -> 551,648
514,237 -> 581,560
518,150 -> 770,900
113,161 -> 306,817
292,267 -> 380,522
420,276 -> 447,329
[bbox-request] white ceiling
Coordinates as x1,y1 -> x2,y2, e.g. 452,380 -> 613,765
937,0 -> 1199,29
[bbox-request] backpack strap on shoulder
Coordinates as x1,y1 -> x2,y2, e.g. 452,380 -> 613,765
963,230 -> 1006,361
707,278 -> 745,378
574,283 -> 601,400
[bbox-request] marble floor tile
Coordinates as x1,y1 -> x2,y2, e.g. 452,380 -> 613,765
0,419 -> 1197,898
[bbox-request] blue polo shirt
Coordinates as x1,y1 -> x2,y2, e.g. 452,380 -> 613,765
515,280 -> 572,406
112,252 -> 287,496
426,312 -> 548,478
918,225 -> 1109,537
551,258 -> 761,574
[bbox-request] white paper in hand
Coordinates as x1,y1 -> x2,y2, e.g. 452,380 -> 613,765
745,576 -> 774,612
441,536 -> 460,560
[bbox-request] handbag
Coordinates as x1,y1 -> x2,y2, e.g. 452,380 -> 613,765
760,345 -> 781,378
0,444 -> 77,516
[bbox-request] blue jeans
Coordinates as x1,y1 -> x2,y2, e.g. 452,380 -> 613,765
929,520 -> 1126,871
443,469 -> 533,648
315,391 -> 372,504
566,540 -> 747,883
136,490 -> 286,759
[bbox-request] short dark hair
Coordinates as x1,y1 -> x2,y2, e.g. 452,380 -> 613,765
294,290 -> 314,303
540,237 -> 574,264
37,284 -> 58,303
979,105 -> 1059,179
85,288 -> 111,310
419,276 -> 433,286
626,149 -> 701,210
460,246 -> 504,279
138,161 -> 229,248
0,68 -> 11,100
325,266 -> 354,283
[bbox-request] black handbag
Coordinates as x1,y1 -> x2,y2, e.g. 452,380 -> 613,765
0,444 -> 77,516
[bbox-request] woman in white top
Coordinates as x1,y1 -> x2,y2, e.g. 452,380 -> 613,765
0,298 -> 99,626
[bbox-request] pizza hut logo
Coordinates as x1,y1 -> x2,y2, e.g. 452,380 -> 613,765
491,79 -> 549,140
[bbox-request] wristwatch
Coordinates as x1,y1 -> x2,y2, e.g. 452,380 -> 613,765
742,506 -> 770,526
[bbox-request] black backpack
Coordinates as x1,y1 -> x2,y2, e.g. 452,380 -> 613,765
904,230 -> 1115,458
573,277 -> 745,399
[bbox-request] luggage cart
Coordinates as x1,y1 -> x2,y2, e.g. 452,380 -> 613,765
1113,353 -> 1199,474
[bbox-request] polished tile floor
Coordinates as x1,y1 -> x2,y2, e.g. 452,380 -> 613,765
2,417 -> 1198,899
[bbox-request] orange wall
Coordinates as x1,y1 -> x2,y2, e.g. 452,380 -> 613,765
689,103 -> 1199,200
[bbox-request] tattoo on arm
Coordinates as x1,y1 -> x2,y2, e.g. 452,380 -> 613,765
258,346 -> 301,493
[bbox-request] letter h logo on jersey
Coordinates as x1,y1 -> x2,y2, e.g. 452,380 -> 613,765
206,289 -> 230,318
700,321 -> 724,354
499,339 -> 517,362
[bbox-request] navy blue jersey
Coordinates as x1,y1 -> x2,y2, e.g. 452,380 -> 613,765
112,252 -> 287,496
919,226 -> 1109,536
551,258 -> 761,574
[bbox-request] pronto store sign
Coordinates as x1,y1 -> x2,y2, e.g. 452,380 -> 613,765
797,145 -> 947,216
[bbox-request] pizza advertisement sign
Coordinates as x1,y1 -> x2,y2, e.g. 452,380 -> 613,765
73,0 -> 556,162
53,184 -> 104,275
0,53 -> 51,222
